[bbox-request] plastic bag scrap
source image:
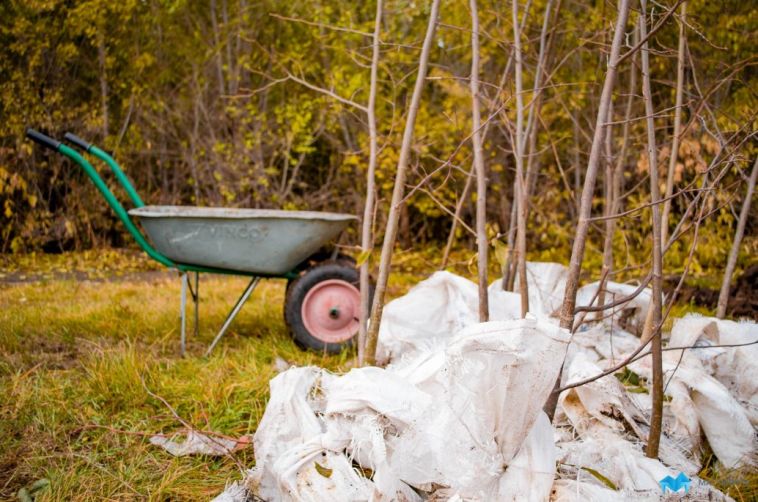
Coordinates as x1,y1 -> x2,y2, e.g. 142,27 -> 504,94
149,430 -> 247,457
242,318 -> 569,501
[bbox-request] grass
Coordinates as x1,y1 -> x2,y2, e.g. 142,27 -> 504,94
0,248 -> 752,500
0,248 -> 448,500
1,274 -> 327,499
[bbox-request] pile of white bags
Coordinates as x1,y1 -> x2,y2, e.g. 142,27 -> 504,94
216,264 -> 756,501
242,318 -> 569,501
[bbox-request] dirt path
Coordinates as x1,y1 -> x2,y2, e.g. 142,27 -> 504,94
0,269 -> 175,285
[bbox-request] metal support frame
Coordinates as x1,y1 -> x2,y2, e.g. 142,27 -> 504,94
205,276 -> 261,357
179,271 -> 201,356
188,271 -> 199,339
180,272 -> 188,355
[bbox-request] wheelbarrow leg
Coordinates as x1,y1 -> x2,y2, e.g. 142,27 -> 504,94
187,271 -> 200,340
194,272 -> 199,338
205,276 -> 261,357
180,272 -> 188,356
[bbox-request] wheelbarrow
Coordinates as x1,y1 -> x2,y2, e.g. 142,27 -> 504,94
25,128 -> 368,356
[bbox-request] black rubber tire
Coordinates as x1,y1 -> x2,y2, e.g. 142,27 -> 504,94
284,261 -> 373,353
285,253 -> 356,296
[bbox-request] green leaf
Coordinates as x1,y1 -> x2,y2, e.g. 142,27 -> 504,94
626,386 -> 649,394
355,249 -> 371,267
614,367 -> 641,386
491,239 -> 508,270
581,467 -> 618,490
314,462 -> 333,478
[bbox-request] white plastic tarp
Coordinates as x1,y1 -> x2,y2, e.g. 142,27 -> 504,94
244,318 -> 569,501
375,271 -> 523,364
513,261 -> 568,317
214,267 -> 754,502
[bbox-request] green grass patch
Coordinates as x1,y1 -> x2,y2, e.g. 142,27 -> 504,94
0,273 -> 356,499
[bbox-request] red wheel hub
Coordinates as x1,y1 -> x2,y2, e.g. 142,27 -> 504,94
301,279 -> 361,344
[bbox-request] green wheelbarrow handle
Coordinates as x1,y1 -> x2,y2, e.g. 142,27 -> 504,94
25,128 -> 176,269
63,132 -> 146,208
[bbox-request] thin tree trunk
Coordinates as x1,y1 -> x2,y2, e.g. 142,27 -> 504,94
98,30 -> 109,139
571,109 -> 582,216
221,0 -> 236,95
597,49 -> 638,316
358,0 -> 383,366
661,1 -> 687,245
639,0 -> 664,458
512,0 -> 530,317
209,0 -> 226,97
470,0 -> 489,321
597,98 -> 615,317
717,157 -> 758,318
523,0 -> 556,194
440,171 -> 474,269
502,198 -> 518,290
543,0 -> 631,420
364,0 -> 441,365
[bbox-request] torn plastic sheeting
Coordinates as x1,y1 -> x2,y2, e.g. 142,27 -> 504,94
668,314 -> 758,426
630,352 -> 756,469
575,281 -> 652,334
556,353 -> 701,477
251,366 -> 333,501
496,412 -> 557,501
567,324 -> 640,364
556,429 -> 675,493
557,352 -> 647,441
512,261 -> 568,318
270,442 -> 376,502
550,479 -> 626,502
376,271 -> 523,364
212,267 -> 753,500
551,475 -> 733,502
149,430 -> 244,457
388,320 -> 569,497
421,412 -> 556,501
211,482 -> 249,502
673,366 -> 755,469
247,318 -> 569,501
322,366 -> 433,427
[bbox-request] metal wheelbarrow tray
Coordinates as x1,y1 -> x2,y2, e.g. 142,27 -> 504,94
25,128 -> 368,357
130,206 -> 355,275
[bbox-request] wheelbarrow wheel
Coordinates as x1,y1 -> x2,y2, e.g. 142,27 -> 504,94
284,261 -> 372,353
285,253 -> 356,296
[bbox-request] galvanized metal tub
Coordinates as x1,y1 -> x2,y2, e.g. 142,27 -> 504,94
129,206 -> 356,275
